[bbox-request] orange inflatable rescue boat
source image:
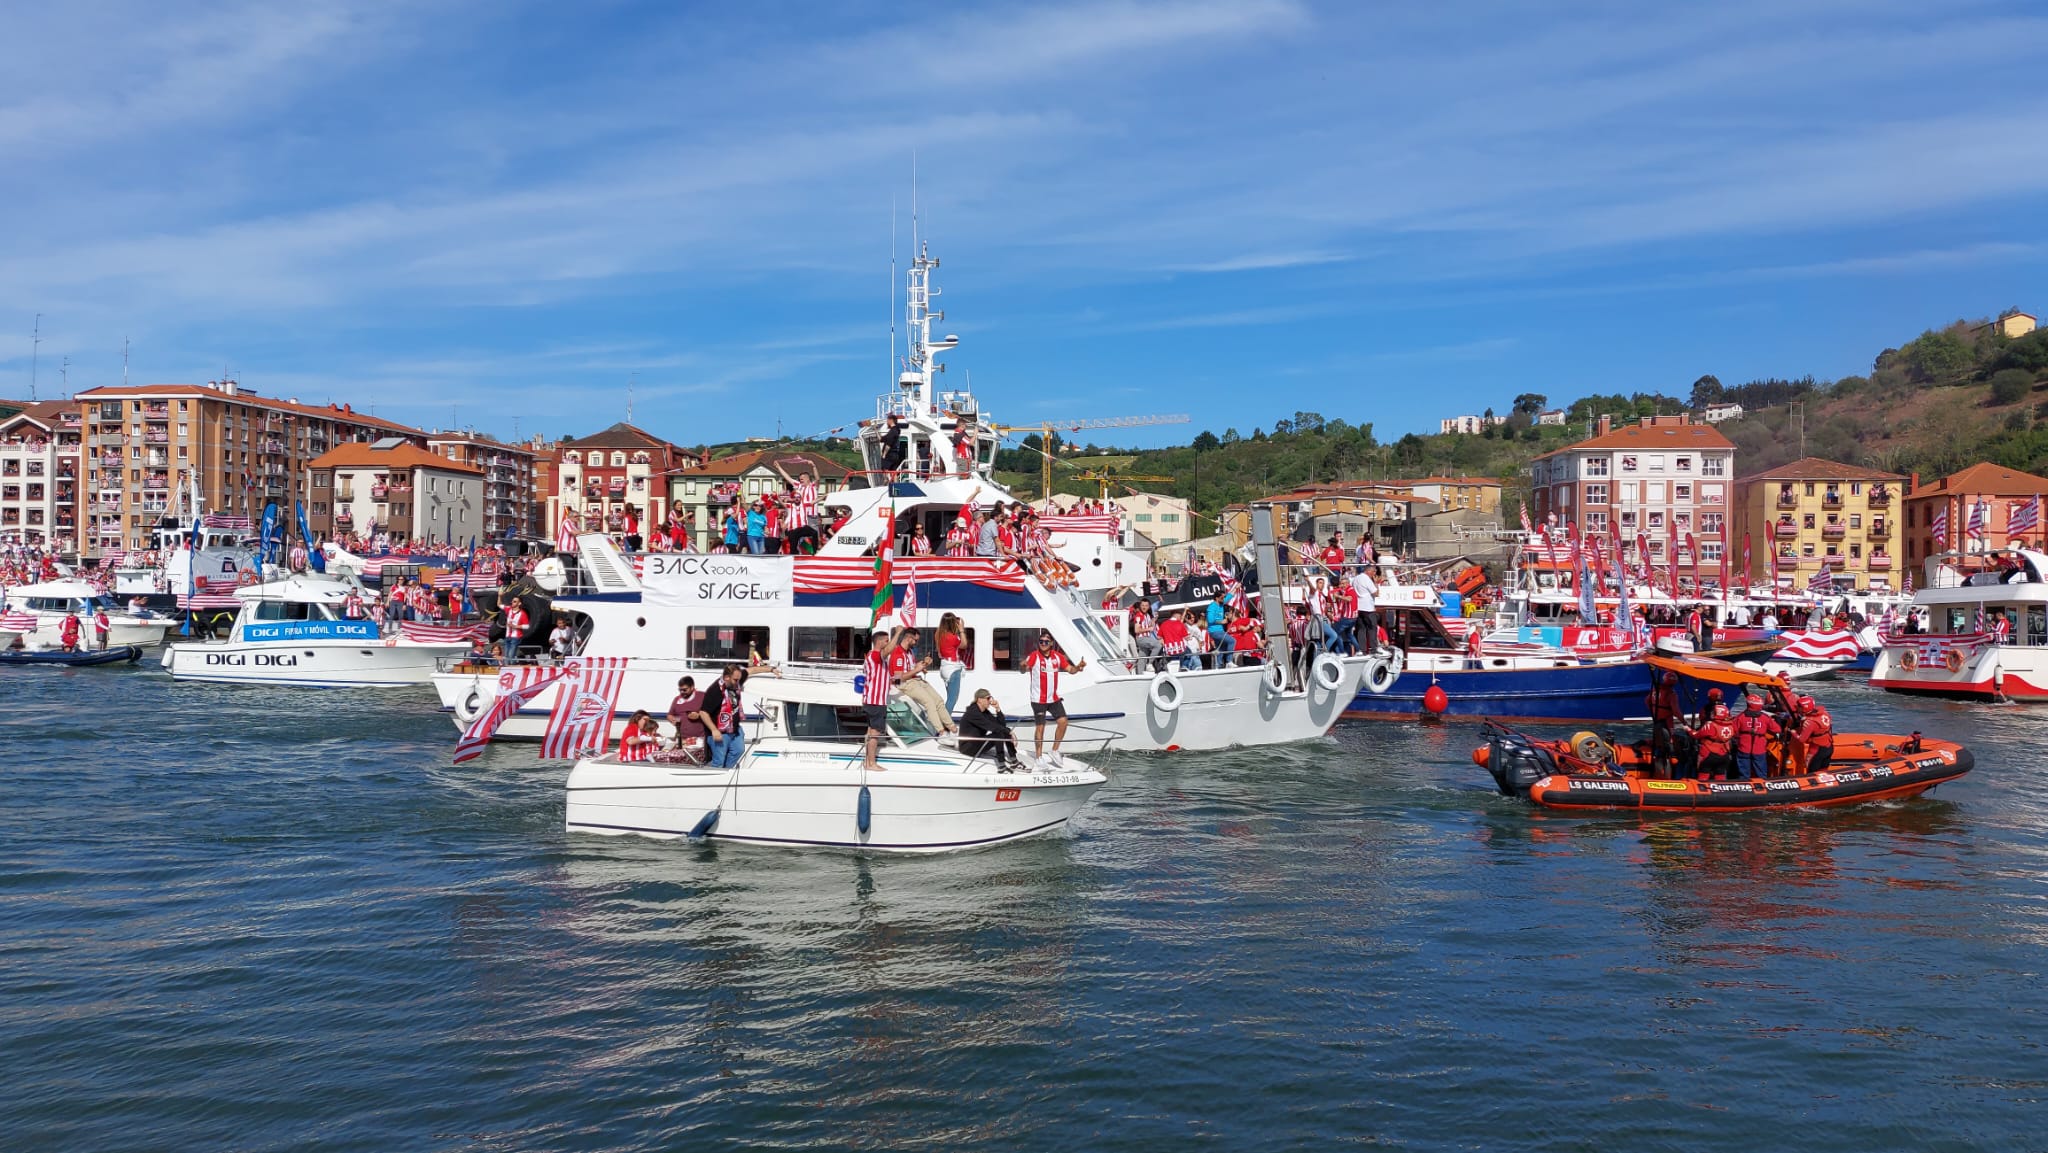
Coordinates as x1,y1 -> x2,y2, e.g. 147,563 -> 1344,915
1473,654 -> 1973,812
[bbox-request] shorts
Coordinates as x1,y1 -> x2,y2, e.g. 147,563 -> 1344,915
863,703 -> 888,732
1030,700 -> 1067,721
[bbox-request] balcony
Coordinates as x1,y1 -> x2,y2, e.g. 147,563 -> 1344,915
99,454 -> 121,467
1869,520 -> 1888,535
140,499 -> 168,514
371,484 -> 388,499
1822,492 -> 1843,509
1774,519 -> 1796,537
337,488 -> 355,501
1868,487 -> 1892,506
1821,522 -> 1846,540
143,404 -> 169,417
1870,553 -> 1893,570
143,478 -> 167,491
1776,492 -> 1798,509
144,432 -> 168,444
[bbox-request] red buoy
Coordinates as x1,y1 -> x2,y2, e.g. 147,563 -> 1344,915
1423,685 -> 1449,715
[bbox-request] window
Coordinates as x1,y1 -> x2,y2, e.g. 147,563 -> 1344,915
611,451 -> 626,467
1585,511 -> 1608,532
989,628 -> 1047,671
1649,455 -> 1666,472
311,471 -> 331,488
1676,456 -> 1692,471
1701,513 -> 1724,534
1700,483 -> 1724,504
564,451 -> 579,464
1674,483 -> 1692,501
1643,482 -> 1664,504
1619,510 -> 1637,529
1802,513 -> 1816,529
787,626 -> 883,664
1584,483 -> 1608,505
1160,513 -> 1181,523
1135,513 -> 1153,522
687,625 -> 770,663
1647,511 -> 1665,529
1703,457 -> 1725,476
1674,512 -> 1691,530
1584,458 -> 1609,477
1701,542 -> 1724,561
1802,542 -> 1816,557
1850,514 -> 1862,529
1620,455 -> 1638,472
1851,482 -> 1862,495
1851,543 -> 1862,559
1804,483 -> 1816,496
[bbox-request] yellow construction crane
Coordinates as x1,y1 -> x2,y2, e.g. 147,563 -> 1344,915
992,414 -> 1191,496
1072,470 -> 1175,501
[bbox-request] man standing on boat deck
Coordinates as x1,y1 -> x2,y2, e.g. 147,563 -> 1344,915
92,606 -> 111,650
1023,632 -> 1087,767
1349,565 -> 1381,655
696,664 -> 749,769
1732,693 -> 1781,780
1646,671 -> 1681,777
60,611 -> 82,652
666,676 -> 707,762
861,629 -> 896,772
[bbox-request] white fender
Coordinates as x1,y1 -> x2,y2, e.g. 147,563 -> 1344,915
1261,660 -> 1287,695
1148,670 -> 1183,713
1312,652 -> 1346,691
1363,653 -> 1399,695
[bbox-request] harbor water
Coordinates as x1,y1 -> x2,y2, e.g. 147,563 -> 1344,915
4,668 -> 2045,1150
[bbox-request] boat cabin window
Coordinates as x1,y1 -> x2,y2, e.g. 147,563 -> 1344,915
249,600 -> 316,622
988,628 -> 1049,671
2029,606 -> 2046,646
688,625 -> 771,663
1387,609 -> 1457,651
1068,615 -> 1124,662
23,597 -> 71,612
780,700 -> 934,743
788,626 -> 875,664
1940,607 -> 1972,634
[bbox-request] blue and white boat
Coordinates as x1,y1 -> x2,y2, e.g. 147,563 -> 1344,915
159,575 -> 469,687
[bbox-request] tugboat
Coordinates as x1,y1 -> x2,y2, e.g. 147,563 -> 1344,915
1474,654 -> 1972,811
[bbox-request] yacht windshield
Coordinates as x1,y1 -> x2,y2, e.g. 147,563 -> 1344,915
1068,615 -> 1125,662
887,699 -> 937,744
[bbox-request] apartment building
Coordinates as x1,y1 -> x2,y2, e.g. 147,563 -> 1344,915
548,423 -> 700,539
71,380 -> 425,557
1901,462 -> 2048,567
1733,458 -> 1902,592
1528,414 -> 1736,569
426,430 -> 541,539
307,440 -> 485,546
0,402 -> 84,553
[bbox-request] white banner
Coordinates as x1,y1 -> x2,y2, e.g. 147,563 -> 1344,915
640,553 -> 794,610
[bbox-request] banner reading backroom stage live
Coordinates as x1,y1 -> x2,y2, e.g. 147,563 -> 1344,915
640,554 -> 794,611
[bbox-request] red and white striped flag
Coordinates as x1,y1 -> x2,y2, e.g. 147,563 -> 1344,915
2009,495 -> 2041,536
398,620 -> 488,644
1931,504 -> 1949,545
540,656 -> 630,760
1967,499 -> 1987,540
1,609 -> 37,631
453,666 -> 565,764
557,510 -> 581,556
898,565 -> 918,628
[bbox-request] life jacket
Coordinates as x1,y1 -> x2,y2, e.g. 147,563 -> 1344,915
1646,686 -> 1679,724
1694,720 -> 1734,757
1732,710 -> 1779,756
1799,711 -> 1834,753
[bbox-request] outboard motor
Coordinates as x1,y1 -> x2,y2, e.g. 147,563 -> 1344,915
1481,729 -> 1556,796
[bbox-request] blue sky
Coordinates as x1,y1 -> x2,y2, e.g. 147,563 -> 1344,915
2,0 -> 2044,448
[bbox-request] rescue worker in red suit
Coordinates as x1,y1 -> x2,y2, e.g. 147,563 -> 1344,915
1731,693 -> 1781,780
1645,670 -> 1681,777
60,612 -> 83,653
1691,703 -> 1735,780
1794,695 -> 1835,775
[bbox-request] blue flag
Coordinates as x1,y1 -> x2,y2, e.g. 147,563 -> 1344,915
260,502 -> 281,567
296,502 -> 326,572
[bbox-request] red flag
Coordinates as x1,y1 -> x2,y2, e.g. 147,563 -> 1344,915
1742,532 -> 1753,595
870,506 -> 896,628
1665,518 -> 1680,600
1718,539 -> 1731,605
1686,532 -> 1701,595
454,666 -> 566,764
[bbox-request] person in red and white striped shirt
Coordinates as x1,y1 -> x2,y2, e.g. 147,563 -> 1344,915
861,629 -> 896,771
775,463 -> 823,555
1021,632 -> 1088,766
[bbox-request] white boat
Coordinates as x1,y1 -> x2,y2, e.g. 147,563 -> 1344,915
0,578 -> 171,648
159,574 -> 470,687
1871,548 -> 2048,701
565,677 -> 1108,852
434,249 -> 1370,751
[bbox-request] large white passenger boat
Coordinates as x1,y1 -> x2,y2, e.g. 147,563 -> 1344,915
160,575 -> 469,687
1871,548 -> 2048,701
0,578 -> 171,648
565,678 -> 1107,852
436,248 -> 1369,750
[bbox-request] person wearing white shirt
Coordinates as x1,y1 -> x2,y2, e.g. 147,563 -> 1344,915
1349,567 -> 1381,653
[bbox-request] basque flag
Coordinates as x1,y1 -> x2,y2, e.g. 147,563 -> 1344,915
870,507 -> 896,628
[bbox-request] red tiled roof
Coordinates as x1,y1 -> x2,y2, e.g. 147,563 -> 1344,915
74,383 -> 423,436
1737,457 -> 1903,484
1910,462 -> 2048,498
561,421 -> 690,454
310,442 -> 483,474
1533,418 -> 1734,460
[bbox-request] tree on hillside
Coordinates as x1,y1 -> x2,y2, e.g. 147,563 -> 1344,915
1192,430 -> 1221,452
1689,375 -> 1723,408
1997,329 -> 2048,375
1991,369 -> 2034,406
1512,392 -> 1547,416
1903,328 -> 1975,385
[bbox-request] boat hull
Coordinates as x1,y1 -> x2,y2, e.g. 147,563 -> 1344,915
1347,658 -> 1654,723
1872,641 -> 2048,700
437,658 -> 1364,752
161,640 -> 466,687
0,644 -> 146,667
565,755 -> 1105,853
1526,737 -> 1972,812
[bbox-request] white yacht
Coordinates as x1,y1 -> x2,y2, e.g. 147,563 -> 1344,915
1871,548 -> 2048,701
0,578 -> 171,648
434,249 -> 1370,751
160,574 -> 469,687
565,677 -> 1108,852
